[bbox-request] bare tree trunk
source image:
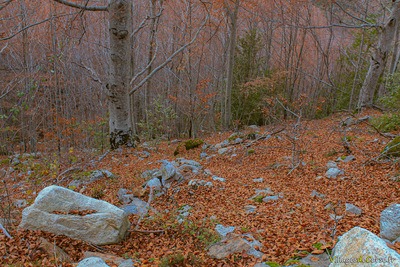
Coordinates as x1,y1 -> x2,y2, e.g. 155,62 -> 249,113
358,1 -> 400,109
108,0 -> 134,149
223,0 -> 239,129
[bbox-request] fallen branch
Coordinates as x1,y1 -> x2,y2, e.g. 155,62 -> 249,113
0,223 -> 12,239
129,229 -> 165,234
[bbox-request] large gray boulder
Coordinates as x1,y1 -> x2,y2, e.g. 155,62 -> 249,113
329,227 -> 400,267
380,204 -> 400,242
19,185 -> 130,245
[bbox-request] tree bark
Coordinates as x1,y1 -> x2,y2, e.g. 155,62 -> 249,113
108,0 -> 134,149
358,1 -> 400,109
223,0 -> 240,129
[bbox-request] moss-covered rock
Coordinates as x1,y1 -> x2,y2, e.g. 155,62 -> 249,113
184,139 -> 204,150
174,139 -> 204,156
382,136 -> 400,157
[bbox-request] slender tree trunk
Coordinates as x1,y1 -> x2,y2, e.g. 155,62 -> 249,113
358,1 -> 400,109
223,0 -> 239,129
108,0 -> 134,149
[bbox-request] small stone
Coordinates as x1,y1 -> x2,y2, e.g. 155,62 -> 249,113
380,204 -> 400,242
212,175 -> 226,182
233,138 -> 243,144
200,152 -> 208,158
311,190 -> 325,199
146,178 -> 162,191
330,214 -> 343,221
218,148 -> 229,155
13,199 -> 27,208
11,157 -> 20,166
244,205 -> 257,213
325,168 -> 344,178
343,155 -> 355,162
326,161 -> 338,169
215,224 -> 235,237
262,195 -> 280,202
253,178 -> 264,183
77,257 -> 109,267
345,203 -> 362,215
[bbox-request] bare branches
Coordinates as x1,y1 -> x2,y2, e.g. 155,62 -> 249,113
0,0 -> 13,11
0,17 -> 52,41
0,223 -> 12,239
129,11 -> 210,95
52,0 -> 108,12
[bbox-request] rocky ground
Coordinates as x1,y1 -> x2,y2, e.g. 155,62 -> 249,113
1,110 -> 400,266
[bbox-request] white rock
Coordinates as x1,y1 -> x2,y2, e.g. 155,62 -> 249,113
380,204 -> 400,242
19,185 -> 130,245
77,257 -> 110,267
330,227 -> 400,267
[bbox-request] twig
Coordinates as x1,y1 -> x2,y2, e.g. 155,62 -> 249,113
0,223 -> 12,239
129,229 -> 164,234
56,167 -> 82,183
98,150 -> 110,162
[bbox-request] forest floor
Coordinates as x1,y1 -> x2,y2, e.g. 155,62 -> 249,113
1,110 -> 400,267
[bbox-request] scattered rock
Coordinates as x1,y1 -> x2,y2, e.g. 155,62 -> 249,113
117,188 -> 134,205
300,252 -> 330,267
262,195 -> 281,202
380,204 -> 400,242
160,160 -> 183,187
89,169 -> 115,182
208,233 -> 263,259
77,257 -> 109,267
145,178 -> 162,191
141,169 -> 159,180
83,251 -> 133,266
326,161 -> 338,169
337,155 -> 355,162
329,214 -> 343,221
215,224 -> 235,237
212,175 -> 226,182
253,178 -> 264,183
138,151 -> 150,158
251,188 -> 274,199
188,179 -> 213,187
177,205 -> 191,223
345,203 -> 362,215
207,234 -> 251,259
39,237 -> 72,263
19,185 -> 130,245
248,125 -> 260,131
244,205 -> 257,213
11,157 -> 20,166
218,148 -> 230,155
253,263 -> 268,267
215,140 -> 229,149
325,168 -> 344,178
311,190 -> 325,199
121,198 -> 149,215
233,138 -> 243,144
330,227 -> 400,267
68,169 -> 116,188
13,199 -> 27,208
200,152 -> 208,158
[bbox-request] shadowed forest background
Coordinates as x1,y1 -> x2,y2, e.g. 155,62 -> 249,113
1,0 -> 400,153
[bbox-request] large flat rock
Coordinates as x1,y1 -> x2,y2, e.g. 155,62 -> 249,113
19,185 -> 130,245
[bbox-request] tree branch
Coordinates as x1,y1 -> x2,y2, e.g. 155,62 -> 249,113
129,12 -> 210,95
0,0 -> 13,11
52,0 -> 108,11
